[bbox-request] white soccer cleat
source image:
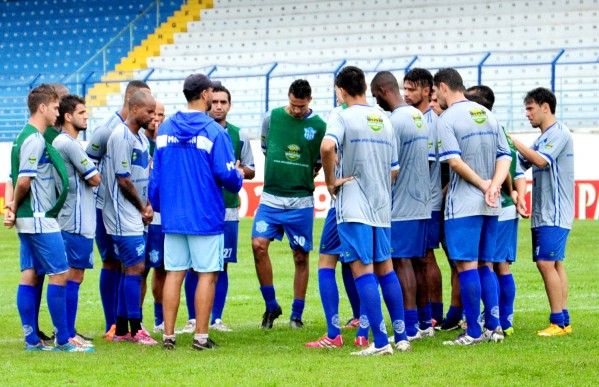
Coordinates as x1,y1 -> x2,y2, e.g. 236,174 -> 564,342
210,319 -> 232,332
350,343 -> 394,356
176,319 -> 196,334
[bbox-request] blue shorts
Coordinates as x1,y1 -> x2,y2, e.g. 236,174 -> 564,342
62,231 -> 94,270
112,235 -> 146,268
444,215 -> 498,262
223,221 -> 239,264
145,224 -> 165,268
95,208 -> 117,263
495,218 -> 518,263
164,233 -> 224,273
391,219 -> 427,259
338,222 -> 391,265
425,211 -> 442,249
532,226 -> 570,261
252,204 -> 314,252
18,232 -> 68,275
319,207 -> 342,256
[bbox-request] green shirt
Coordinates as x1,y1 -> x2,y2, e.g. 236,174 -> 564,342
262,107 -> 326,198
224,123 -> 242,208
500,126 -> 517,207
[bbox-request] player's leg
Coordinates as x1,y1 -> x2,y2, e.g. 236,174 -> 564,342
96,209 -> 120,335
556,261 -> 570,331
413,259 -> 434,334
211,220 -> 238,331
17,236 -> 43,348
393,258 -> 417,336
145,224 -> 166,333
478,216 -> 502,342
495,217 -> 517,334
341,263 -> 361,326
180,269 -> 198,333
425,211 -> 444,325
151,267 -> 166,332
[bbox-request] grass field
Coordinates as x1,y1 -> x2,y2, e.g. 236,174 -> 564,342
0,217 -> 597,386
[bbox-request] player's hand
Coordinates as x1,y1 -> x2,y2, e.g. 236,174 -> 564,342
235,160 -> 245,179
3,202 -> 16,229
142,203 -> 154,226
327,176 -> 354,200
484,182 -> 501,208
516,197 -> 530,218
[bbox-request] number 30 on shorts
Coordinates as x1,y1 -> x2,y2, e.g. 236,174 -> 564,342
293,236 -> 306,247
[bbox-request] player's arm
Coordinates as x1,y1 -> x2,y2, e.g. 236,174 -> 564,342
239,131 -> 256,180
510,136 -> 548,169
116,176 -> 145,213
3,179 -> 15,227
485,158 -> 511,207
70,141 -> 101,187
212,132 -> 244,193
260,111 -> 271,156
446,157 -> 487,191
321,137 -> 352,199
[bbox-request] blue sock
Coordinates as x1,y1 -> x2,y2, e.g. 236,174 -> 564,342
291,299 -> 305,320
404,309 -> 418,337
459,268 -> 482,338
185,271 -> 198,320
47,284 -> 69,345
418,303 -> 433,330
34,275 -> 44,333
446,305 -> 464,324
550,312 -> 564,327
260,285 -> 279,312
431,302 -> 444,323
379,271 -> 408,342
356,302 -> 370,339
65,280 -> 80,338
355,273 -> 388,349
117,271 -> 127,319
124,275 -> 142,319
17,284 -> 41,345
318,268 -> 340,339
154,302 -> 163,326
478,266 -> 500,330
563,309 -> 570,326
498,273 -> 516,330
99,268 -> 119,331
341,263 -> 360,319
211,271 -> 228,324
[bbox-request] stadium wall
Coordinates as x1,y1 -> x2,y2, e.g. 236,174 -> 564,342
1,132 -> 598,219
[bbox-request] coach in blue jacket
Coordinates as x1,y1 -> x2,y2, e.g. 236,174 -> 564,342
149,73 -> 244,350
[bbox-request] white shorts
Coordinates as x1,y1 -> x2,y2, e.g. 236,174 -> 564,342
164,233 -> 224,273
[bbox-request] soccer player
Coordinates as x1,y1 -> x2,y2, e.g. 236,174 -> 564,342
104,90 -> 156,345
371,71 -> 433,341
52,95 -> 101,348
141,99 -> 167,333
252,79 -> 326,329
403,68 -> 445,328
433,68 -> 511,346
150,74 -> 244,350
510,87 -> 574,336
86,80 -> 151,339
322,65 -> 411,355
465,85 -> 527,336
6,84 -> 91,351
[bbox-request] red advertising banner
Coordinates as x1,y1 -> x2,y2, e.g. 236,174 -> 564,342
2,181 -> 599,219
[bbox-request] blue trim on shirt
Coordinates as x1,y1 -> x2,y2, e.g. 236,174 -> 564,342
539,151 -> 554,164
439,150 -> 461,157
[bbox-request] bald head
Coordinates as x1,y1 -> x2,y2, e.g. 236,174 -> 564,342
128,91 -> 156,130
50,83 -> 69,99
129,90 -> 154,111
370,71 -> 400,93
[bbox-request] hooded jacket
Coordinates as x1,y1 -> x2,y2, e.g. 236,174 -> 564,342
149,110 -> 242,235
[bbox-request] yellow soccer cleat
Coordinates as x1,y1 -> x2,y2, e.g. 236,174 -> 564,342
537,324 -> 566,337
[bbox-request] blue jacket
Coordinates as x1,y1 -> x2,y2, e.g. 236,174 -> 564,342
149,110 -> 242,235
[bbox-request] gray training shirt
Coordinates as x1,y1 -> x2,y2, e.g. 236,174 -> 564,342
325,104 -> 399,227
438,100 -> 512,219
425,108 -> 443,212
389,105 -> 431,221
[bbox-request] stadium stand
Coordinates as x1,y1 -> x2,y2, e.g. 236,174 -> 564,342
0,0 -> 597,140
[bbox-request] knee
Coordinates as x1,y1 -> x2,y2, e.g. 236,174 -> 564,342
292,250 -> 308,267
252,238 -> 268,259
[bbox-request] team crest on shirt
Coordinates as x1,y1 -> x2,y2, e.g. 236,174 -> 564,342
284,144 -> 302,162
255,220 -> 268,233
91,143 -> 100,151
366,114 -> 384,132
304,127 -> 316,141
149,250 -> 160,263
413,114 -> 424,129
469,108 -> 488,124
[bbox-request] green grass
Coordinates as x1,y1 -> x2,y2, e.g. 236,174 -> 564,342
0,218 -> 597,385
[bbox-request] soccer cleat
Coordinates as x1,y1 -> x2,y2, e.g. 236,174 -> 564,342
113,333 -> 132,342
343,318 -> 360,329
56,338 -> 95,352
163,336 -> 176,350
37,330 -> 54,342
289,317 -> 304,329
354,336 -> 369,347
153,322 -> 165,334
408,327 -> 434,341
192,337 -> 219,350
306,334 -> 343,348
564,325 -> 573,334
482,327 -> 504,343
504,327 -> 515,336
394,340 -> 412,352
75,331 -> 93,341
140,324 -> 151,336
25,341 -> 57,351
350,343 -> 394,356
435,319 -> 461,332
176,319 -> 196,334
443,333 -> 482,346
210,319 -> 232,332
132,330 -> 158,346
104,324 -> 117,341
72,334 -> 94,348
537,324 -> 566,337
260,306 -> 282,329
